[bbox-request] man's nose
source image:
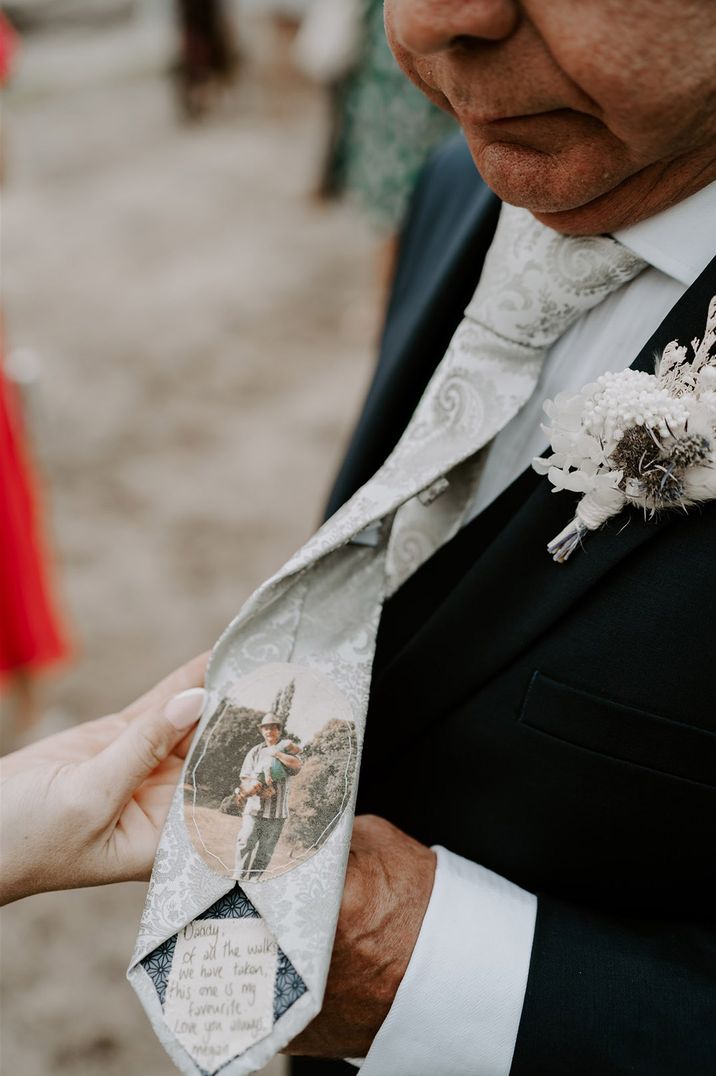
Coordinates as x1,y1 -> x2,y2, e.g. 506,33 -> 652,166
390,0 -> 519,56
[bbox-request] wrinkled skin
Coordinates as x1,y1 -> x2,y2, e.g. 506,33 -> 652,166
385,0 -> 716,233
287,816 -> 436,1058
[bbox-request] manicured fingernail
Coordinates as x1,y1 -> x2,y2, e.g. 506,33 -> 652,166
164,688 -> 206,729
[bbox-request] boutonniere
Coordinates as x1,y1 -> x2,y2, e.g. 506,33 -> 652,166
533,293 -> 716,562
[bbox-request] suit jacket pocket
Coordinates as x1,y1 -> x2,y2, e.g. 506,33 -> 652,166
519,672 -> 716,788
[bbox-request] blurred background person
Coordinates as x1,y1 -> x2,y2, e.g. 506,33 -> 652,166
0,6 -> 19,179
0,11 -> 70,745
301,0 -> 457,289
241,0 -> 310,87
172,0 -> 241,121
0,336 -> 71,743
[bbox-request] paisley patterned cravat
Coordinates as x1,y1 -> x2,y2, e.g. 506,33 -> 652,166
128,206 -> 645,1076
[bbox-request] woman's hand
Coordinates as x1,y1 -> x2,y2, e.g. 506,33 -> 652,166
0,652 -> 208,905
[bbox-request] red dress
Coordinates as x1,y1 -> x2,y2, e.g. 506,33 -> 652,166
0,10 -> 17,84
0,361 -> 69,677
0,15 -> 68,678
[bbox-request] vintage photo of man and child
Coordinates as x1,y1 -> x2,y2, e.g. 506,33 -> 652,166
184,663 -> 357,881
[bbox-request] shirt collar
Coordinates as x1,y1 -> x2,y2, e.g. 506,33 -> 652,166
614,178 -> 716,286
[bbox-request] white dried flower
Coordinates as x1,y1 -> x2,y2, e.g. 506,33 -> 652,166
697,365 -> 716,392
582,369 -> 689,445
534,292 -> 716,562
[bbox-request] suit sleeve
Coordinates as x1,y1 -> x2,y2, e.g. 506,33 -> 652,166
359,854 -> 715,1076
510,897 -> 716,1074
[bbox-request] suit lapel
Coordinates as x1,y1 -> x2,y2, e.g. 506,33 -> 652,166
376,252 -> 716,723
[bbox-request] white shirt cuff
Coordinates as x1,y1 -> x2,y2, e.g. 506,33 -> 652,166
354,846 -> 537,1076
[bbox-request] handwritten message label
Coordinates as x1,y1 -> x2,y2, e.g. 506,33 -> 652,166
164,918 -> 278,1070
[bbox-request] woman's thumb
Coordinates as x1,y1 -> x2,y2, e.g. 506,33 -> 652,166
90,688 -> 206,810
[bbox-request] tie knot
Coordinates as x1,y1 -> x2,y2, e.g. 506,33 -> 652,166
465,204 -> 646,351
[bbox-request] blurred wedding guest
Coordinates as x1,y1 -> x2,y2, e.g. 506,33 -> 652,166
0,9 -> 18,180
172,0 -> 241,121
244,0 -> 311,32
0,17 -> 70,744
0,344 -> 70,742
307,0 -> 456,285
0,660 -> 206,905
0,8 -> 17,80
240,0 -> 311,85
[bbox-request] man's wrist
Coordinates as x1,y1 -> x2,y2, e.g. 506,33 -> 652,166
286,817 -> 436,1059
357,847 -> 537,1076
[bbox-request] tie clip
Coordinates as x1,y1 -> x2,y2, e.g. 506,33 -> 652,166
417,476 -> 450,506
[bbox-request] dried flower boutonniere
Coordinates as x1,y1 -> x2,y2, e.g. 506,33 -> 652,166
533,294 -> 716,562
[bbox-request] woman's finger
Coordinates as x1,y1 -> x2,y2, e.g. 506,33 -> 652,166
84,687 -> 207,812
118,652 -> 210,724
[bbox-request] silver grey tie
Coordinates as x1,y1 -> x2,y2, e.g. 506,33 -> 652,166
128,206 -> 645,1075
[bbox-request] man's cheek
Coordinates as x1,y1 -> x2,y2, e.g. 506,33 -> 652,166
605,98 -> 709,161
389,42 -> 425,92
384,7 -> 433,94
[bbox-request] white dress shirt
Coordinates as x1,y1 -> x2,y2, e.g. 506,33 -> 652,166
356,179 -> 716,1076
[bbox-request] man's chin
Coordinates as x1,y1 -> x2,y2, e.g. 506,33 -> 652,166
467,138 -> 643,235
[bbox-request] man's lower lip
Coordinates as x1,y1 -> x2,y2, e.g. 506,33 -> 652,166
463,107 -> 570,126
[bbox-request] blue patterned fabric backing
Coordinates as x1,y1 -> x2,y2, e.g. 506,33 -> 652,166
141,885 -> 307,1074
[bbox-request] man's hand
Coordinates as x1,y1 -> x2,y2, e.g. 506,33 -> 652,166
287,815 -> 436,1058
0,652 -> 208,905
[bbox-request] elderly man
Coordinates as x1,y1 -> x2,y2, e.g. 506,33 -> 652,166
289,2 -> 716,1075
234,712 -> 302,877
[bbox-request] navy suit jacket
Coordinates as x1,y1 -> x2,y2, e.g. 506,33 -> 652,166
296,137 -> 716,1076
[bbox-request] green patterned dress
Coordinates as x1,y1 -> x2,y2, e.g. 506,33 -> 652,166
330,0 -> 457,233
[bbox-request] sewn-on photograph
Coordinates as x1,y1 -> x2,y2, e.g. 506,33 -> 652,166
184,662 -> 358,881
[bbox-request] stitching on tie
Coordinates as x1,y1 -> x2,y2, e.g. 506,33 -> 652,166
467,317 -> 547,352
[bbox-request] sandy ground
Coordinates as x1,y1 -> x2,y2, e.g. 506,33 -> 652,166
1,8 -> 380,1074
